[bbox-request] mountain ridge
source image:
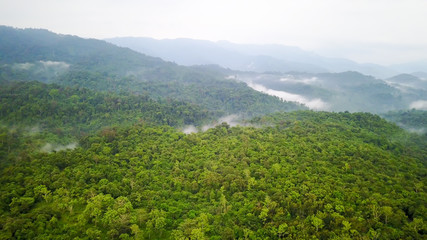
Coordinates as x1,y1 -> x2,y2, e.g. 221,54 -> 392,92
106,37 -> 400,78
0,25 -> 305,117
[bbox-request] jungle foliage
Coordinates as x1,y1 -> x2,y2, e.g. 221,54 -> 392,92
0,111 -> 426,239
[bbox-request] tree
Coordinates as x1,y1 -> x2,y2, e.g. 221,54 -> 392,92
34,185 -> 51,202
48,88 -> 58,98
277,223 -> 288,238
381,206 -> 393,224
311,216 -> 324,232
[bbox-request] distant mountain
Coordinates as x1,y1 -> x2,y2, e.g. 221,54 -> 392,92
389,60 -> 427,74
234,71 -> 427,113
386,73 -> 427,90
411,71 -> 427,80
0,26 -> 166,76
388,73 -> 421,83
106,37 -> 398,78
0,25 -> 304,117
2,26 -> 425,114
105,37 -> 328,73
387,73 -> 423,84
216,41 -> 398,78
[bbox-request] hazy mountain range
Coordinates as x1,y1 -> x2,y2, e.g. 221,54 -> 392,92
106,37 -> 427,79
1,26 -> 426,114
0,25 -> 304,118
233,71 -> 427,113
104,37 -> 427,113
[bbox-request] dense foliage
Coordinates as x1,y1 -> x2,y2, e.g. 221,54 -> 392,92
56,70 -> 304,117
1,26 -> 426,240
0,81 -> 211,161
382,110 -> 427,134
0,26 -> 164,73
1,111 -> 426,239
0,81 -> 210,128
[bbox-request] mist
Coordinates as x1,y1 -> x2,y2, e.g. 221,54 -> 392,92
280,76 -> 318,84
39,60 -> 70,68
41,142 -> 78,153
182,125 -> 198,134
24,125 -> 41,136
181,114 -> 252,134
247,82 -> 329,110
406,127 -> 427,135
12,62 -> 34,70
410,100 -> 427,110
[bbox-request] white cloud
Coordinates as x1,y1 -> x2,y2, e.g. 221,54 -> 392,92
247,82 -> 329,110
41,142 -> 78,153
182,125 -> 198,134
39,61 -> 70,68
280,77 -> 318,84
409,100 -> 427,110
12,62 -> 34,70
182,114 -> 251,134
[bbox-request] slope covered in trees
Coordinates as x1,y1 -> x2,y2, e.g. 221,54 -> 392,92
0,26 -> 426,240
0,26 -> 304,117
382,110 -> 427,134
0,80 -> 212,167
0,81 -> 211,129
0,111 -> 425,239
236,71 -> 427,113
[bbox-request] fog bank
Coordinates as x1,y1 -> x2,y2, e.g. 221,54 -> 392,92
247,82 -> 329,110
181,114 -> 251,134
41,142 -> 78,153
410,100 -> 427,110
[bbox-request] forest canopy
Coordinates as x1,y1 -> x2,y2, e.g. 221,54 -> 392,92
1,110 -> 426,239
0,26 -> 426,240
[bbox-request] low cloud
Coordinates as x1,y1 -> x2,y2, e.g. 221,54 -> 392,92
218,114 -> 241,127
12,62 -> 34,70
182,125 -> 198,134
280,76 -> 318,84
409,100 -> 427,110
24,125 -> 41,136
41,142 -> 78,153
181,114 -> 252,134
247,82 -> 329,110
39,60 -> 70,68
11,61 -> 69,73
407,127 -> 427,135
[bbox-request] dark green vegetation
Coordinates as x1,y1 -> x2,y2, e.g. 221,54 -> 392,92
0,26 -> 426,239
382,110 -> 427,136
0,26 -> 304,117
1,111 -> 426,239
0,80 -> 210,157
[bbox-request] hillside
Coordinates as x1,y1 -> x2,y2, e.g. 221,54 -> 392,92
386,74 -> 427,89
0,111 -> 426,239
382,110 -> 427,134
0,26 -> 426,240
104,38 -> 427,113
235,71 -> 427,113
0,26 -> 304,117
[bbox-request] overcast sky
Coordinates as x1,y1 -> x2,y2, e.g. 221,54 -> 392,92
1,0 -> 426,65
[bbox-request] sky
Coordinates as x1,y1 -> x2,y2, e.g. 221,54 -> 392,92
1,0 -> 426,65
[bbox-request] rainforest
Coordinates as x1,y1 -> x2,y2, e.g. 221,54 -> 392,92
0,26 -> 426,239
